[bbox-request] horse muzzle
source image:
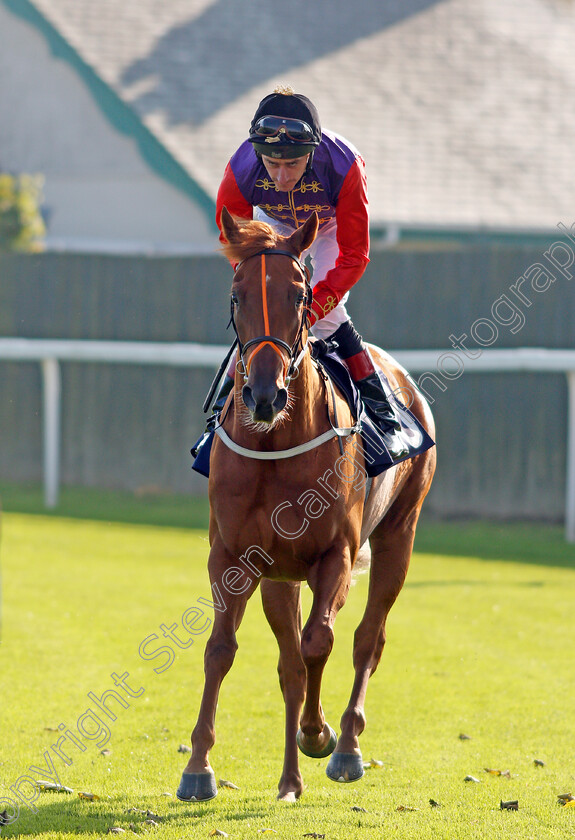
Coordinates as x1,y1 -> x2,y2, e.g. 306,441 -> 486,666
242,382 -> 288,424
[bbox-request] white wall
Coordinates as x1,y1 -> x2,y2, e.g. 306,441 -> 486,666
0,3 -> 218,252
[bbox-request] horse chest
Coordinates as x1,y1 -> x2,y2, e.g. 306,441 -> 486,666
211,462 -> 361,573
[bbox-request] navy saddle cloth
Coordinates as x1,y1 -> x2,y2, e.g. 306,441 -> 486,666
192,351 -> 434,479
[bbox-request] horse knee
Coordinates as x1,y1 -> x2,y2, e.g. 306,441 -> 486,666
204,637 -> 238,676
301,624 -> 334,668
353,628 -> 386,673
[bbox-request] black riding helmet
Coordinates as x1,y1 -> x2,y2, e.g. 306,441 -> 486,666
248,88 -> 322,163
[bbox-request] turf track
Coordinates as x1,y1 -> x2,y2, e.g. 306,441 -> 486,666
1,490 -> 574,839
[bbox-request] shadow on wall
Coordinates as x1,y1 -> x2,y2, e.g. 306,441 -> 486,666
121,0 -> 445,126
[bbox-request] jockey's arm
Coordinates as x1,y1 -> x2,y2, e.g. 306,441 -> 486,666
308,157 -> 370,326
216,163 -> 253,247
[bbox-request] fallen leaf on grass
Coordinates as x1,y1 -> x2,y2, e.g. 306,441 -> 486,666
533,759 -> 545,767
178,744 -> 192,753
464,775 -> 481,783
209,831 -> 229,838
218,779 -> 240,789
558,795 -> 575,808
351,806 -> 367,812
484,768 -> 511,778
500,800 -> 519,811
396,805 -> 419,812
78,792 -> 100,801
144,820 -> 159,826
364,758 -> 384,769
557,793 -> 574,802
36,781 -> 73,794
458,733 -> 472,740
43,727 -> 59,732
429,799 -> 442,808
303,834 -> 325,838
101,748 -> 112,756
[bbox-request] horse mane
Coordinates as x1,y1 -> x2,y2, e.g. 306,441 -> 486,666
221,217 -> 285,265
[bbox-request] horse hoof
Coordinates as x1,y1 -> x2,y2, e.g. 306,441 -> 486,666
277,791 -> 298,802
296,725 -> 337,758
326,752 -> 364,783
176,771 -> 218,802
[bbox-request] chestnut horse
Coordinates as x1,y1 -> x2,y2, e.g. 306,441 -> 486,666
178,207 -> 436,802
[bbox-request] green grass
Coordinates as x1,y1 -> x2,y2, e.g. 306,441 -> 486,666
1,486 -> 575,839
0,482 -> 210,530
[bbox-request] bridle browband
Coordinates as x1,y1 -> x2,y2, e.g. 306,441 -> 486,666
230,248 -> 313,385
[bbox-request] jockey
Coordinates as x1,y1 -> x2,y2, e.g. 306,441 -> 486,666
212,85 -> 406,459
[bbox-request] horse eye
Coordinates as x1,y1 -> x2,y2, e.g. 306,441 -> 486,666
295,292 -> 305,307
231,292 -> 239,306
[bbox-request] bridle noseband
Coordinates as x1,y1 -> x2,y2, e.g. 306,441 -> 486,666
230,249 -> 313,385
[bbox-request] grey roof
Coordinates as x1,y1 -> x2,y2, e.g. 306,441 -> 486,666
27,0 -> 575,231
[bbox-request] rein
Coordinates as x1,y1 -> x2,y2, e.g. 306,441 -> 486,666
231,249 -> 312,385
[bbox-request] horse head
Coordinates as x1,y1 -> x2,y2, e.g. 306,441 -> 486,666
220,207 -> 319,426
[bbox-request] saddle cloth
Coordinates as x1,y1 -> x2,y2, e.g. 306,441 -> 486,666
191,351 -> 434,479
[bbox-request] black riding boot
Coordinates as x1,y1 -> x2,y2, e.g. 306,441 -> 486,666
208,374 -> 234,426
191,374 -> 234,457
328,321 -> 408,460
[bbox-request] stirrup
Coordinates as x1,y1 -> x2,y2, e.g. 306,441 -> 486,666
375,424 -> 408,460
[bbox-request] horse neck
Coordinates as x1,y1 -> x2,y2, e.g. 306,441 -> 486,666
289,349 -> 326,431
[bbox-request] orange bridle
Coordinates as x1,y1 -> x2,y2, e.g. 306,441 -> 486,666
243,254 -> 289,376
231,250 -> 312,384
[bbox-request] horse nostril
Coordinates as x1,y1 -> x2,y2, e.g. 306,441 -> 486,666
242,384 -> 256,411
273,388 -> 288,412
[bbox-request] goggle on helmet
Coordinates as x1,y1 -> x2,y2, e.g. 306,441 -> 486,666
249,115 -> 320,160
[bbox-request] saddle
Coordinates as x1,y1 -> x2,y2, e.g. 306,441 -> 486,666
191,344 -> 434,479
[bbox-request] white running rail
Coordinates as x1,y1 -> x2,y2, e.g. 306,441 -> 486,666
1,339 -> 575,542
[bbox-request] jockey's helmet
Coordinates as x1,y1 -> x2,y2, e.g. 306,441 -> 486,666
249,90 -> 321,160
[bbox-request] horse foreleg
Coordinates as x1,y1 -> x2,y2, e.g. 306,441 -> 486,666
327,509 -> 420,783
177,544 -> 259,802
261,579 -> 306,801
297,544 -> 352,760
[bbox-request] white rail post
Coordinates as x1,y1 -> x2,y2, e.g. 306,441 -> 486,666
566,371 -> 575,544
41,358 -> 61,509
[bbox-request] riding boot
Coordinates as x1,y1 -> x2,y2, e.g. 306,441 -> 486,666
191,374 -> 234,457
208,374 -> 234,427
328,321 -> 408,460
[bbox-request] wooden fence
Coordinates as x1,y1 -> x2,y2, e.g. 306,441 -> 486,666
1,237 -> 574,521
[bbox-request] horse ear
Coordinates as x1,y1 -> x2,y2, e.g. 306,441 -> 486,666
220,206 -> 241,243
287,212 -> 319,256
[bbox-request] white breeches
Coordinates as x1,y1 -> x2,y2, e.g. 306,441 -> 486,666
253,208 -> 350,339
